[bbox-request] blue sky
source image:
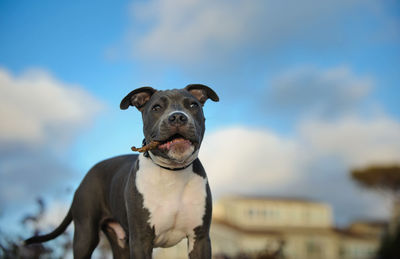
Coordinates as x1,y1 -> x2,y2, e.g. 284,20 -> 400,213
1,0 -> 400,236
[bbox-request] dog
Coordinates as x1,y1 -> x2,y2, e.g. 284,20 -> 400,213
24,84 -> 219,259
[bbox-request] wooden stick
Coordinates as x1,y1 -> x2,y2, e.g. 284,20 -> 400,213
131,141 -> 160,153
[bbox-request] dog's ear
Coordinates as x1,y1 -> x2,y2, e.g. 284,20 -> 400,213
185,84 -> 219,106
120,87 -> 157,111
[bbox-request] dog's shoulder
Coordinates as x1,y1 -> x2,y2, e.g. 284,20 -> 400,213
92,154 -> 138,173
81,154 -> 139,185
191,158 -> 207,178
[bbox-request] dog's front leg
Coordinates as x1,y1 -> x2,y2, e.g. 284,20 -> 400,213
125,172 -> 154,259
126,209 -> 154,259
127,231 -> 153,259
188,230 -> 212,259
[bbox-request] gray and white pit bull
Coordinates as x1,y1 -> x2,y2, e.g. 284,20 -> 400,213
24,84 -> 219,259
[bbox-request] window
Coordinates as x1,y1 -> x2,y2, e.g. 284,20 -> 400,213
306,240 -> 323,257
248,208 -> 254,218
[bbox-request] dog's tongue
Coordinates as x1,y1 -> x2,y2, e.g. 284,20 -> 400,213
159,138 -> 191,151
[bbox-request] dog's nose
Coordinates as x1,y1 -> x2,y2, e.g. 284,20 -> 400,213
168,112 -> 188,125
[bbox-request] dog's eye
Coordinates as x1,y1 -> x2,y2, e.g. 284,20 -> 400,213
190,102 -> 199,108
152,104 -> 162,111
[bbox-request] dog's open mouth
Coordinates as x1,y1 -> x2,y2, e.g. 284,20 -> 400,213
158,134 -> 192,151
131,134 -> 193,153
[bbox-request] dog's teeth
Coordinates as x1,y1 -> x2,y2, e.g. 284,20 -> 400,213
158,138 -> 191,150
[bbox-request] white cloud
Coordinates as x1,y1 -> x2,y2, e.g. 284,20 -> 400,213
299,116 -> 400,168
200,115 -> 400,223
130,0 -> 384,64
200,127 -> 299,197
264,66 -> 373,118
131,0 -> 255,62
0,67 -> 103,214
0,68 -> 103,147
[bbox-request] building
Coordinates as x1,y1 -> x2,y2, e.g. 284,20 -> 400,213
154,196 -> 385,259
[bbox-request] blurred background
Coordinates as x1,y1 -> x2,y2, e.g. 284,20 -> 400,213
0,0 -> 399,258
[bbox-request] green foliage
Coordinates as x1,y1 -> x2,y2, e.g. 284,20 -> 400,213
0,198 -> 72,259
376,223 -> 400,259
351,165 -> 400,193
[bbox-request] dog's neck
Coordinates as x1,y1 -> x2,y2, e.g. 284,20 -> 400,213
146,150 -> 199,171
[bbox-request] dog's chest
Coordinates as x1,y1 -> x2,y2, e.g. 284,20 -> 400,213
135,155 -> 207,248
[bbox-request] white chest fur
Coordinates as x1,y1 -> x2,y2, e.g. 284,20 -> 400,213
135,154 -> 207,249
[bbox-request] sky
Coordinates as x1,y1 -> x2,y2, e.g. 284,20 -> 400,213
1,0 -> 400,237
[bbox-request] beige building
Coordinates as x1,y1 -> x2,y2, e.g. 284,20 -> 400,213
154,196 -> 385,259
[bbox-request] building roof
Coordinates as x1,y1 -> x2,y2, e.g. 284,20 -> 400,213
349,219 -> 388,227
213,218 -> 334,236
219,195 -> 327,205
333,227 -> 382,240
213,218 -> 380,241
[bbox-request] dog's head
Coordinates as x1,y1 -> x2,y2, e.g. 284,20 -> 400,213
120,84 -> 219,169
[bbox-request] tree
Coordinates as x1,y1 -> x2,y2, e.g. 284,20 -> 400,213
351,164 -> 400,259
351,165 -> 400,194
0,198 -> 73,259
351,165 -> 400,227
